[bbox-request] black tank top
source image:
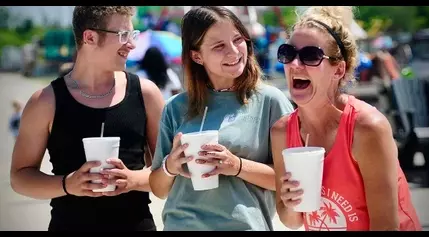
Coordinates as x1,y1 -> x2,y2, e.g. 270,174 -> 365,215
47,72 -> 153,230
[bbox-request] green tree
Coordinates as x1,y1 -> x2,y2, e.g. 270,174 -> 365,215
0,7 -> 10,29
356,6 -> 422,33
16,19 -> 34,35
262,6 -> 296,29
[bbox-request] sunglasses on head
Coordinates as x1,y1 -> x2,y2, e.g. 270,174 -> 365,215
277,43 -> 338,67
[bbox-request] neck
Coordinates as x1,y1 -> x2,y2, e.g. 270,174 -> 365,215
70,53 -> 116,91
297,95 -> 347,135
208,75 -> 235,91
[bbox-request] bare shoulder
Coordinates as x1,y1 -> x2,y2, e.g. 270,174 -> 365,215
353,99 -> 392,138
136,76 -> 164,117
271,114 -> 290,138
138,77 -> 163,100
26,84 -> 55,117
18,84 -> 55,136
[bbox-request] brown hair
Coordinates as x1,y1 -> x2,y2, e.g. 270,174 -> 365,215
292,6 -> 359,90
181,6 -> 263,119
72,6 -> 136,49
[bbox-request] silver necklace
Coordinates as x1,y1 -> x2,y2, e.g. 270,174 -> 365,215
206,83 -> 234,92
65,72 -> 115,99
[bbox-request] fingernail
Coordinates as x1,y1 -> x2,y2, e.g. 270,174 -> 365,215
183,143 -> 189,148
188,156 -> 193,160
202,174 -> 209,178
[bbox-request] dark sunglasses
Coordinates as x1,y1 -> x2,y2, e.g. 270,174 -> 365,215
277,43 -> 338,67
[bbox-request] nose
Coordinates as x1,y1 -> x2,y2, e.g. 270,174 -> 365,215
225,42 -> 240,57
289,56 -> 304,69
284,56 -> 304,74
126,39 -> 136,50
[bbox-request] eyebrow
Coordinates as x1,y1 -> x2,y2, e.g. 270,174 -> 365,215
207,33 -> 242,46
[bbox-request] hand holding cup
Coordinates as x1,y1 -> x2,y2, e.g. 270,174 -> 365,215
165,132 -> 193,178
64,161 -> 109,197
279,172 -> 304,208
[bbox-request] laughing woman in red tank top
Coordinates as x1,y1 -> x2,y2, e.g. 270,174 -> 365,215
270,6 -> 421,231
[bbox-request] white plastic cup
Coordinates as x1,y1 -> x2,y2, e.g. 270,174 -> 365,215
180,130 -> 219,191
82,137 -> 120,192
282,147 -> 325,212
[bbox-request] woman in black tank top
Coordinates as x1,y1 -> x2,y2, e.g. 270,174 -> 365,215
10,6 -> 165,231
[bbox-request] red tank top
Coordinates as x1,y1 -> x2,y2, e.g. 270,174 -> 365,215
286,96 -> 421,231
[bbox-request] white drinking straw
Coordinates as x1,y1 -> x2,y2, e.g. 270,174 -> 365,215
199,106 -> 208,132
305,133 -> 309,147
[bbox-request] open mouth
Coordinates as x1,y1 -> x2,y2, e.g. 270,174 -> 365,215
223,57 -> 242,66
292,77 -> 311,90
118,51 -> 128,59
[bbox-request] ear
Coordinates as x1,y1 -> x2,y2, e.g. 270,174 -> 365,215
333,61 -> 346,81
191,50 -> 203,65
82,29 -> 98,46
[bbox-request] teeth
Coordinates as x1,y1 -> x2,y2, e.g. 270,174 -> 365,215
226,58 -> 240,66
293,77 -> 309,80
118,52 -> 128,57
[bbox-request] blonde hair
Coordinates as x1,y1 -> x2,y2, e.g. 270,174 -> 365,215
293,6 -> 359,90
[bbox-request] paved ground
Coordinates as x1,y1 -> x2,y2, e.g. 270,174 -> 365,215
0,73 -> 427,231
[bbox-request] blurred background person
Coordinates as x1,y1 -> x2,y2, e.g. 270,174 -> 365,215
21,36 -> 39,77
137,46 -> 182,100
9,100 -> 23,140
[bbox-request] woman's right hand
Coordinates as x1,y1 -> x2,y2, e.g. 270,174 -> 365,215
165,132 -> 193,178
280,172 -> 304,209
64,161 -> 108,197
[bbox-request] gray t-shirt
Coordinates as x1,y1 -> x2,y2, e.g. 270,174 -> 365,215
152,83 -> 294,231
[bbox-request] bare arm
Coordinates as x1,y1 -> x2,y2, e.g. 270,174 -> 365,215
129,78 -> 165,193
10,86 -> 66,199
271,116 -> 304,229
149,132 -> 189,200
353,109 -> 400,231
149,162 -> 176,199
235,159 -> 276,191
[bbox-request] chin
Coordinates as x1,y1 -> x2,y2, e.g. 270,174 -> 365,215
290,91 -> 316,107
230,66 -> 246,79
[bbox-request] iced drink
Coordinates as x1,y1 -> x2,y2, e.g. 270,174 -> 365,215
82,137 -> 120,192
180,130 -> 219,191
282,147 -> 325,212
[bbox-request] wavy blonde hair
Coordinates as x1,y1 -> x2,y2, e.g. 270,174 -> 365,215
293,6 -> 359,90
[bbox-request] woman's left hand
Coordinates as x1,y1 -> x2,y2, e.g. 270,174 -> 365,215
196,144 -> 240,178
99,158 -> 137,196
